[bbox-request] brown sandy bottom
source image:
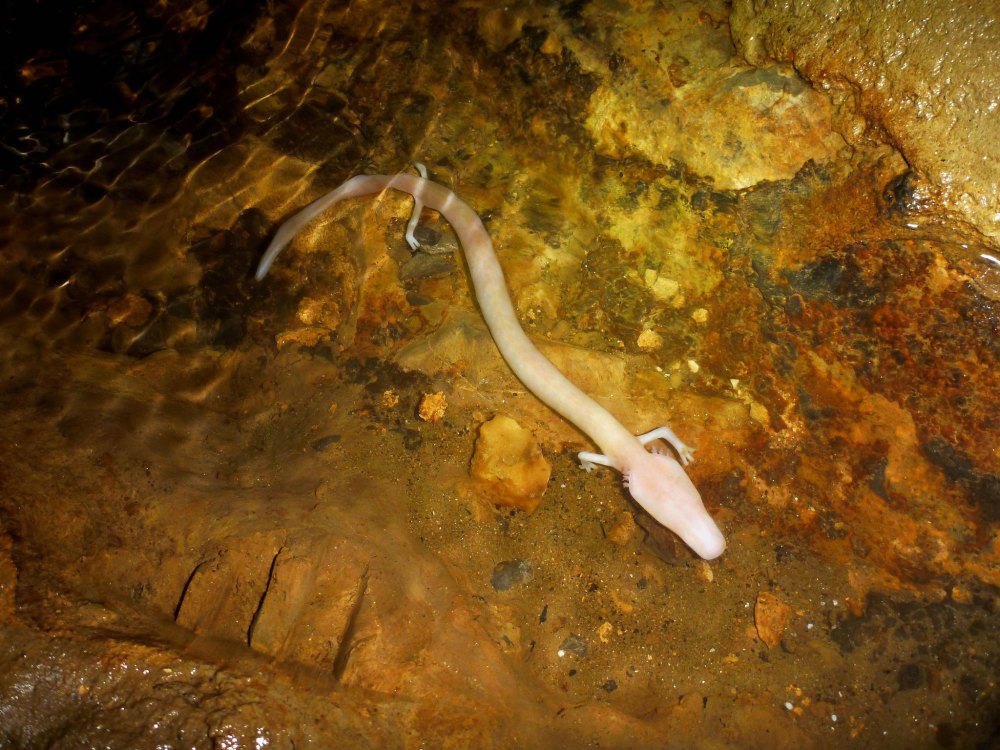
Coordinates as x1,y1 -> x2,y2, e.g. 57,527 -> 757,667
0,331 -> 996,748
1,0 -> 998,748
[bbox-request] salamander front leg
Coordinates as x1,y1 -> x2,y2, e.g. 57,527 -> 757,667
637,426 -> 696,466
578,451 -> 616,472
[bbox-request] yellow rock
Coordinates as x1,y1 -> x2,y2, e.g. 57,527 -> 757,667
694,560 -> 714,583
606,512 -> 637,545
596,621 -> 614,644
276,326 -> 329,349
636,328 -> 663,351
381,389 -> 400,409
418,391 -> 447,423
469,415 -> 551,513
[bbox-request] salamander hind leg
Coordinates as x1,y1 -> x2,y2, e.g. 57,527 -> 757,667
404,162 -> 429,251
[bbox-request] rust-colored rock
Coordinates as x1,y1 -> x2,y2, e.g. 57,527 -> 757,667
105,293 -> 154,327
2,0 -> 999,746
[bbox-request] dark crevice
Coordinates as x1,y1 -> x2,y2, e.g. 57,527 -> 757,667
173,559 -> 209,623
247,546 -> 284,647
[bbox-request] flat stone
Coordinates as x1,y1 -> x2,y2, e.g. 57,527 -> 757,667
558,634 -> 588,658
491,560 -> 534,592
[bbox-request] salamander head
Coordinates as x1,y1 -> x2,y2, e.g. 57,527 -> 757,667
625,451 -> 726,559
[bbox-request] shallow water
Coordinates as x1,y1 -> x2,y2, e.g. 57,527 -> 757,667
1,1 -> 998,748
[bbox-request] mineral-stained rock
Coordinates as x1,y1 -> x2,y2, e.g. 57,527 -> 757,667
470,415 -> 552,513
587,64 -> 845,191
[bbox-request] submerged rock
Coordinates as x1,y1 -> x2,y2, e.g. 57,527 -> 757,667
470,415 -> 552,513
557,634 -> 588,658
491,559 -> 534,592
755,591 -> 793,648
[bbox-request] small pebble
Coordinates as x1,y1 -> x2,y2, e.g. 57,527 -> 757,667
310,434 -> 341,451
557,634 -> 587,658
695,560 -> 714,582
637,328 -> 663,350
418,391 -> 447,422
490,560 -> 533,592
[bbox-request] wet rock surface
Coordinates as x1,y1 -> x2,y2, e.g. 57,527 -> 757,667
0,0 -> 998,748
731,0 -> 1000,248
